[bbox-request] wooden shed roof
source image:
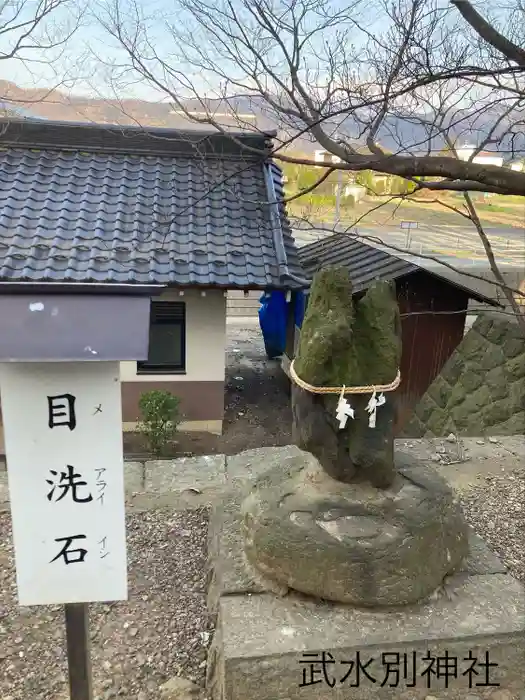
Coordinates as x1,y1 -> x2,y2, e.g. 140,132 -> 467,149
298,232 -> 501,306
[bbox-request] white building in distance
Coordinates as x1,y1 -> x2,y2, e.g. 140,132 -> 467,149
456,143 -> 505,167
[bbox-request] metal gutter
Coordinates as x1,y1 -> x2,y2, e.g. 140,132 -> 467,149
0,282 -> 166,296
263,163 -> 310,288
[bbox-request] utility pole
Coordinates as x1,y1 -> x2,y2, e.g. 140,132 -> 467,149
335,166 -> 343,227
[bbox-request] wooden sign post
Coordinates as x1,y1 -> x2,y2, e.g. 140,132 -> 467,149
0,290 -> 155,700
65,603 -> 93,700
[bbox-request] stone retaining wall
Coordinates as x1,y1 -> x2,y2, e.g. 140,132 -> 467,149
404,312 -> 525,438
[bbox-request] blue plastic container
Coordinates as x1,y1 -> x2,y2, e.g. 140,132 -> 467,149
258,290 -> 306,359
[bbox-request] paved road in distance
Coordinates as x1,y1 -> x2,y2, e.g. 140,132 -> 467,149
292,222 -> 525,267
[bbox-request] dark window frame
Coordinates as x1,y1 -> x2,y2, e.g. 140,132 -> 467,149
137,300 -> 186,375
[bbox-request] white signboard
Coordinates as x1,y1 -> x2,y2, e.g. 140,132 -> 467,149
0,361 -> 127,606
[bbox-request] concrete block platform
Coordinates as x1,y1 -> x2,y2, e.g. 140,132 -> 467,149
206,491 -> 525,700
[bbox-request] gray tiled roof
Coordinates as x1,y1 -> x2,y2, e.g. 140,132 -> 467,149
0,119 -> 306,290
299,233 -> 418,294
299,232 -> 499,304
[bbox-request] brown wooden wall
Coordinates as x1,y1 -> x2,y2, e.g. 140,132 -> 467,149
395,271 -> 468,431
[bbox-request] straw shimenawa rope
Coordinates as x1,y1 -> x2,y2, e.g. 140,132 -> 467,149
289,359 -> 401,395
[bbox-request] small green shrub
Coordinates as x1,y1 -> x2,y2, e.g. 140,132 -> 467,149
138,390 -> 181,457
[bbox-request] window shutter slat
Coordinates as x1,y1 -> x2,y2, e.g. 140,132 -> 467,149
151,301 -> 185,322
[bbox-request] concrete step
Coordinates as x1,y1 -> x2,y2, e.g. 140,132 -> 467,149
226,299 -> 260,309
227,306 -> 260,317
226,291 -> 261,318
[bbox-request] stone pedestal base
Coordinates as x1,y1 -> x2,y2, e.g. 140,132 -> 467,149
241,449 -> 469,607
206,478 -> 525,700
208,583 -> 525,700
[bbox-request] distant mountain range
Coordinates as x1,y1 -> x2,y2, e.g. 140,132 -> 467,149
1,81 -> 523,159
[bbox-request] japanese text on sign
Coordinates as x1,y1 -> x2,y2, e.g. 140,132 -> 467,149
299,650 -> 500,689
0,361 -> 128,606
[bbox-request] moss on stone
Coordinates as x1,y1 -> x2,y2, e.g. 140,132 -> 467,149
472,315 -> 493,338
456,331 -> 486,364
449,405 -> 465,427
480,400 -> 512,427
506,354 -> 525,380
352,281 -> 402,384
295,267 -> 401,388
408,312 -> 524,438
416,394 -> 438,423
294,266 -> 357,386
460,370 -> 483,394
492,412 -> 525,435
442,353 -> 465,385
484,368 -> 509,401
485,318 -> 511,344
480,346 -> 505,372
426,408 -> 449,435
427,376 -> 450,410
504,337 -> 525,359
462,415 -> 486,434
461,384 -> 492,415
509,377 -> 525,412
441,417 -> 457,436
447,384 -> 469,410
292,268 -> 401,488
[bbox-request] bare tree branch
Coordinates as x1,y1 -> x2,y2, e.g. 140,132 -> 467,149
98,0 -> 525,194
450,0 -> 525,67
0,0 -> 86,118
461,190 -> 525,331
93,0 -> 525,323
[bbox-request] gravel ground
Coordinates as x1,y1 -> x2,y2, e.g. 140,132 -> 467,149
460,467 -> 525,584
0,507 -> 212,700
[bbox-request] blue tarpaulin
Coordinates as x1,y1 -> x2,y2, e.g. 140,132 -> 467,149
258,290 -> 306,359
294,290 -> 306,329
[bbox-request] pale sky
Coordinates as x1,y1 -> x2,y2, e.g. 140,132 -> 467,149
1,0 -> 388,102
1,0 -> 167,101
0,0 -> 513,106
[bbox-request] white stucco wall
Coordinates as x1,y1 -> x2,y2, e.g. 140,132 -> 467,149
0,289 -> 228,452
120,288 -> 227,383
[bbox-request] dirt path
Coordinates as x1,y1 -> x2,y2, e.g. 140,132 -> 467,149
219,321 -> 292,454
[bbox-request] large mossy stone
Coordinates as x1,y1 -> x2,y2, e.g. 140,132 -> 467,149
292,267 -> 402,489
241,448 -> 469,608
